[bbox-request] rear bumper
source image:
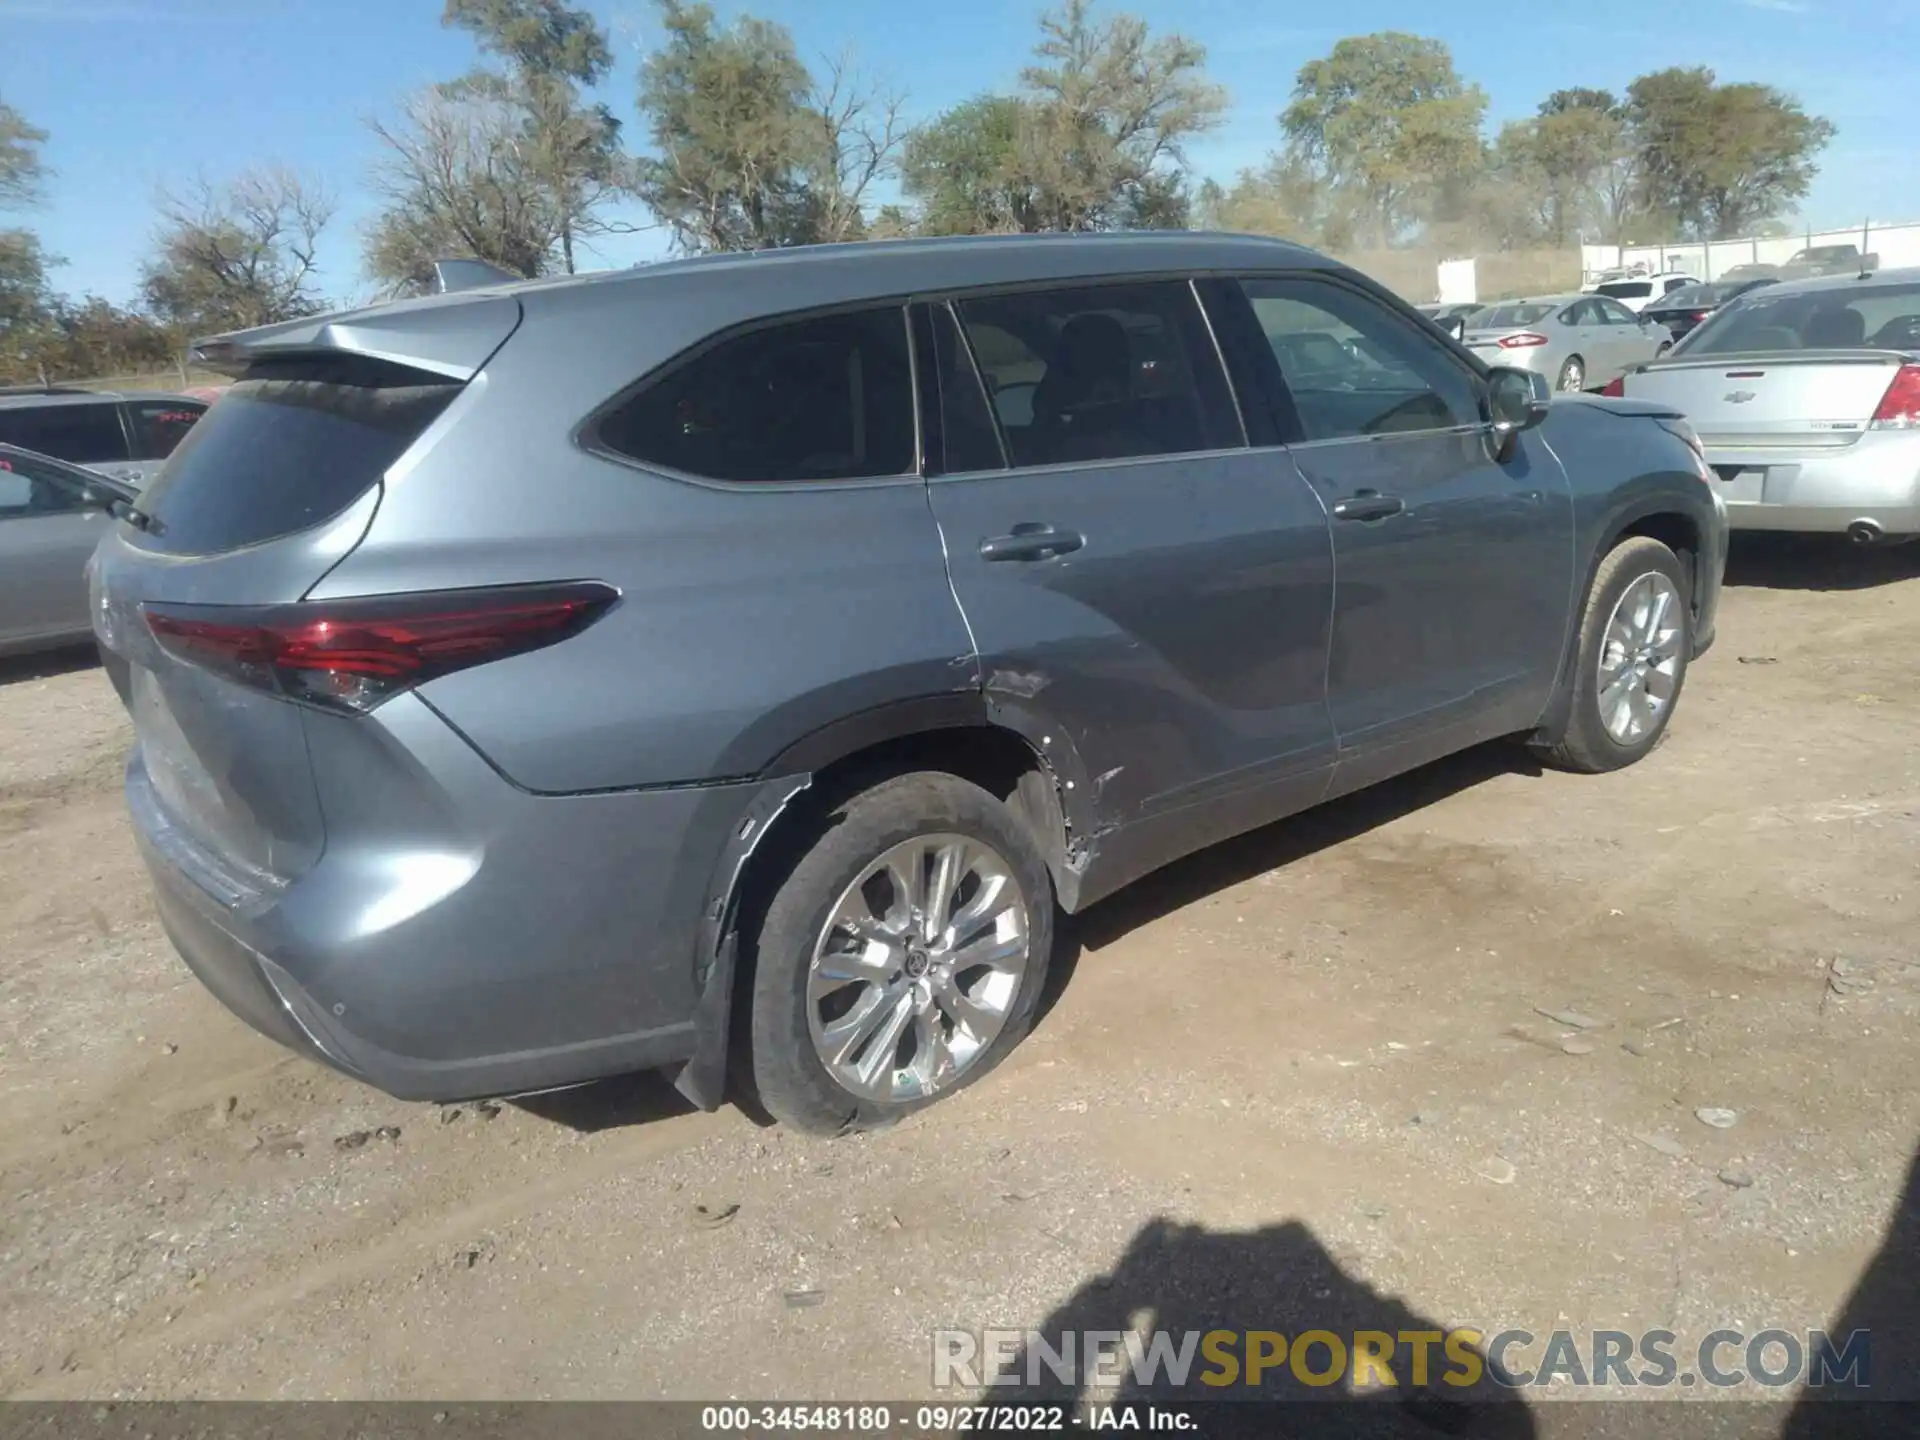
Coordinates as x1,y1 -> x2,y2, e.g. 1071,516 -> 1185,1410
1704,437 -> 1920,536
128,698 -> 767,1103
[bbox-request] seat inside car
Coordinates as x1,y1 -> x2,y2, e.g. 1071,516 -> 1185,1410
1804,306 -> 1867,348
1032,312 -> 1163,463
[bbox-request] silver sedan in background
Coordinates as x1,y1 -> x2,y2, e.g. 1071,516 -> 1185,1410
1461,293 -> 1674,392
0,443 -> 133,658
1605,268 -> 1920,542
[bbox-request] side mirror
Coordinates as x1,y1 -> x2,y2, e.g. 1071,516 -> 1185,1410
1442,314 -> 1466,340
1487,366 -> 1552,449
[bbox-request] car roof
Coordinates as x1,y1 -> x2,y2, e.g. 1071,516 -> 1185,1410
1737,266 -> 1920,299
508,230 -> 1328,294
1493,294 -> 1584,307
0,388 -> 199,409
199,230 -> 1336,358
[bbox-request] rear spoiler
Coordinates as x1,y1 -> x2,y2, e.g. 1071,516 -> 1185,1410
190,275 -> 525,382
433,258 -> 521,294
1634,347 -> 1919,374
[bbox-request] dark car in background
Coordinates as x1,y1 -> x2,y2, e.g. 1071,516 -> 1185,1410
0,387 -> 208,490
91,232 -> 1725,1135
1643,277 -> 1778,342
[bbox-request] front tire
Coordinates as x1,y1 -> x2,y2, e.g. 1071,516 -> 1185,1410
747,772 -> 1055,1135
1540,536 -> 1692,774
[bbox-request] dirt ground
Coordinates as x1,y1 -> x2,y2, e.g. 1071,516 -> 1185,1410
2,536 -> 1917,1418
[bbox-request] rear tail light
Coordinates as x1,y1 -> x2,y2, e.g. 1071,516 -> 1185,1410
1600,376 -> 1626,397
1498,333 -> 1551,349
1692,311 -> 1710,323
1870,365 -> 1920,429
142,582 -> 619,714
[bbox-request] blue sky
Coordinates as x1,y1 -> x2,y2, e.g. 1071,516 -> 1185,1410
2,0 -> 1913,306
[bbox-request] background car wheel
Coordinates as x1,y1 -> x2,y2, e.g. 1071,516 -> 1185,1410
1656,342 -> 1673,357
1540,536 -> 1692,774
747,771 -> 1055,1135
1557,356 -> 1585,392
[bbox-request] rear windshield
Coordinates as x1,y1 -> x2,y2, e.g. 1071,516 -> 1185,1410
1596,281 -> 1653,300
1471,303 -> 1555,328
134,356 -> 461,554
1654,283 -> 1757,310
1679,282 -> 1920,356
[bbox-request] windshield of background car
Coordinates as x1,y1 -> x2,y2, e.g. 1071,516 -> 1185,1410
1658,283 -> 1742,309
1471,303 -> 1555,328
1678,281 -> 1920,355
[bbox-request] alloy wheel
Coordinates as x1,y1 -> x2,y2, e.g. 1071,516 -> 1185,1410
806,834 -> 1031,1103
1597,571 -> 1684,744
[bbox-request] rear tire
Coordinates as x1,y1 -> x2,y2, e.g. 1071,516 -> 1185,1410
746,771 -> 1055,1135
1557,356 -> 1586,393
1539,536 -> 1692,774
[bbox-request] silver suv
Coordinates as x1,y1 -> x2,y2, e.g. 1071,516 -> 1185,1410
93,233 -> 1725,1134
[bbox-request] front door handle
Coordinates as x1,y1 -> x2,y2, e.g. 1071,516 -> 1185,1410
979,523 -> 1085,562
1332,491 -> 1405,523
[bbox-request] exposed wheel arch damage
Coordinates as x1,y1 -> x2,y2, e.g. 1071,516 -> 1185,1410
672,703 -> 1088,1111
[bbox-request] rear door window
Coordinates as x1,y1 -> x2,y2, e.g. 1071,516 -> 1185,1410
0,402 -> 131,465
595,306 -> 915,484
123,399 -> 207,460
133,356 -> 462,554
954,281 -> 1240,468
1597,281 -> 1653,301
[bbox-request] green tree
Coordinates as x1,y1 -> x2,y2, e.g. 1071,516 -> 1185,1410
1,97 -> 49,210
1626,68 -> 1834,239
0,102 -> 59,382
631,0 -> 903,252
441,0 -> 627,274
901,1 -> 1223,235
140,168 -> 334,336
1280,32 -> 1487,246
1494,89 -> 1631,245
0,229 -> 61,383
902,95 -> 1042,235
1197,154 -> 1355,251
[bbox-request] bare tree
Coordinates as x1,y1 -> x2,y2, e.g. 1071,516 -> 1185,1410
803,53 -> 908,243
367,87 -> 565,293
140,167 -> 334,335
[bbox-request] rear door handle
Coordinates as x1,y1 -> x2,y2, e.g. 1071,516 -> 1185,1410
979,524 -> 1085,562
1332,491 -> 1404,523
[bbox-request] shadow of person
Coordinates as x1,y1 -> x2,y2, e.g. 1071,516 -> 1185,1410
976,1216 -> 1536,1439
1781,1141 -> 1920,1436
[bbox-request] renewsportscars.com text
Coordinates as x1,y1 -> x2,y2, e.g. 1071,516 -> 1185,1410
933,1327 -> 1872,1392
